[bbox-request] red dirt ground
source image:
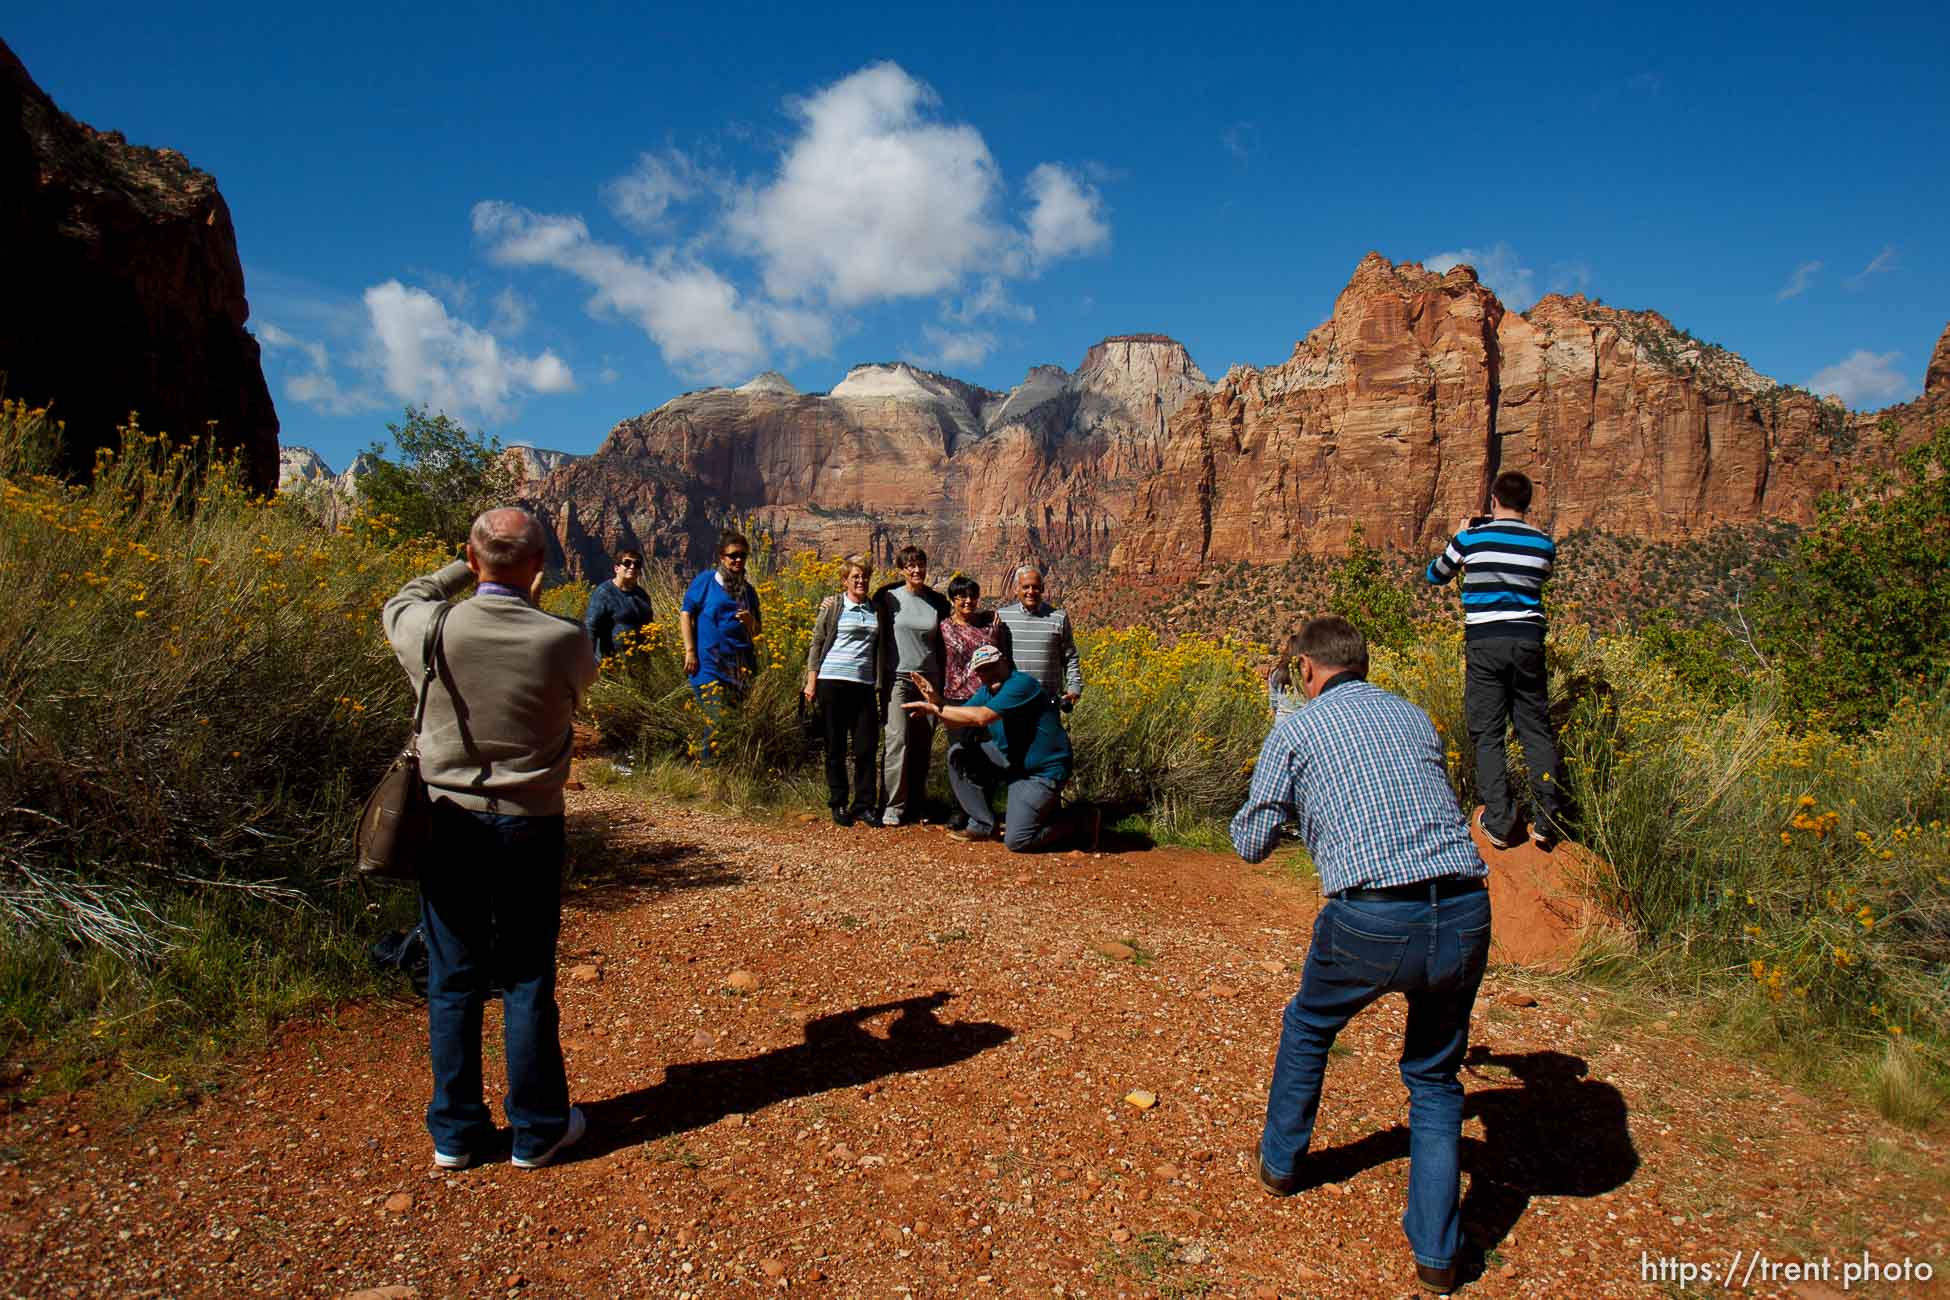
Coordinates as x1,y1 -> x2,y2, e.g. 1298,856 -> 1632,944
1,780 -> 1944,1298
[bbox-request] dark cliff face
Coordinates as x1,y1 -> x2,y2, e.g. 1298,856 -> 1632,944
0,38 -> 278,490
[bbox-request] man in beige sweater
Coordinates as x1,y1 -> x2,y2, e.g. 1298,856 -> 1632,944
384,507 -> 596,1171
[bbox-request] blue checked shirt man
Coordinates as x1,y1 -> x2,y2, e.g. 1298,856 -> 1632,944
1230,616 -> 1489,1296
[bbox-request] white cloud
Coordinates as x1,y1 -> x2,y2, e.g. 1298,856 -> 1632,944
490,287 -> 532,336
1024,163 -> 1110,265
476,62 -> 1109,380
952,276 -> 1036,325
362,280 -> 576,419
605,150 -> 724,233
1221,121 -> 1255,162
728,62 -> 1014,306
918,324 -> 997,369
1807,350 -> 1911,409
1776,260 -> 1823,301
1845,245 -> 1899,290
257,322 -> 379,415
473,201 -> 766,381
1424,242 -> 1537,310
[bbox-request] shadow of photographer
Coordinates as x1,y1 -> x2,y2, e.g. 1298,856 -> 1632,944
573,991 -> 1012,1161
1291,1047 -> 1639,1279
1456,1047 -> 1640,1252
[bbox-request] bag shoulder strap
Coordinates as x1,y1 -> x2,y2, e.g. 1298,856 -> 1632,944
409,602 -> 455,749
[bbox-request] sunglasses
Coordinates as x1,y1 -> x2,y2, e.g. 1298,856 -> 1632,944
617,560 -> 640,569
721,551 -> 749,561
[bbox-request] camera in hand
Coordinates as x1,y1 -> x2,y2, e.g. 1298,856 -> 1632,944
1469,514 -> 1493,527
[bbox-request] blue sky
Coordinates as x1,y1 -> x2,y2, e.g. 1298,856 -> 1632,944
10,1 -> 1948,472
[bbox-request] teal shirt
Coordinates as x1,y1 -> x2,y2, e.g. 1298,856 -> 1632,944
968,669 -> 1073,784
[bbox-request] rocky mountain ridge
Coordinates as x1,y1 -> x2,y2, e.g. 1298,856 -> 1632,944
528,336 -> 1211,585
527,256 -> 1945,591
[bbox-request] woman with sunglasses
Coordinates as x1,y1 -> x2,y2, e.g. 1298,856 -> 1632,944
937,573 -> 1005,831
584,548 -> 652,664
679,530 -> 763,751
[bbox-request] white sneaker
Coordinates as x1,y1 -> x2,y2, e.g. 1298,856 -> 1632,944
432,1147 -> 474,1171
513,1105 -> 587,1169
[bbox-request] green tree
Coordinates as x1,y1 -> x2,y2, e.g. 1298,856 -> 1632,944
1753,423 -> 1950,729
356,406 -> 521,546
1329,523 -> 1421,653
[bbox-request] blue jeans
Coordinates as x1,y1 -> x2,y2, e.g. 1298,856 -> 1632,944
1260,885 -> 1491,1270
946,740 -> 1066,852
420,802 -> 571,1162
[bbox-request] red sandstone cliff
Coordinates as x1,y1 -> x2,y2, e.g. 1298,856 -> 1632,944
1112,255 -> 1941,578
529,254 -> 1943,587
0,39 -> 278,489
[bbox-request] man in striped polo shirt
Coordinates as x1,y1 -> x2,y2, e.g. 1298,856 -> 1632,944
1231,616 -> 1489,1295
1424,470 -> 1571,849
993,564 -> 1083,710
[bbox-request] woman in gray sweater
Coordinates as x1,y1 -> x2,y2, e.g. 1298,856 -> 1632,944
802,555 -> 884,827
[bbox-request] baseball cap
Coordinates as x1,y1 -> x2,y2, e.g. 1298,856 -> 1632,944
969,645 -> 1005,671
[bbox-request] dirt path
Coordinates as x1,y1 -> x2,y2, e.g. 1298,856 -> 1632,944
2,783 -> 1945,1298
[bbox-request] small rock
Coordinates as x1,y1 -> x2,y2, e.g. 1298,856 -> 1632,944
797,813 -> 820,825
1153,1163 -> 1181,1181
1257,960 -> 1286,975
1123,1090 -> 1158,1110
1097,942 -> 1136,961
1049,1024 -> 1075,1042
504,1274 -> 524,1291
718,1113 -> 747,1130
1500,992 -> 1538,1008
345,1288 -> 420,1300
1206,984 -> 1239,999
569,964 -> 602,983
690,1029 -> 716,1051
726,969 -> 758,993
382,1192 -> 414,1215
1252,1287 -> 1279,1300
759,1259 -> 786,1279
1111,1228 -> 1131,1245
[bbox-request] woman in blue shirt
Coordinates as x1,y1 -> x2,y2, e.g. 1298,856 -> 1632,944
803,554 -> 883,826
680,530 -> 762,751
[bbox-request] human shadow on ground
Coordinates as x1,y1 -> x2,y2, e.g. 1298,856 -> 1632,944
563,824 -> 742,913
1292,1048 -> 1639,1285
574,991 -> 1012,1160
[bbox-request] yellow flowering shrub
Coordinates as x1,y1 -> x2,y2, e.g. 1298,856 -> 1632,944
0,402 -> 441,960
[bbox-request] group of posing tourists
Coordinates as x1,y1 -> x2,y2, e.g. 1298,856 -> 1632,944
383,469 -> 1568,1295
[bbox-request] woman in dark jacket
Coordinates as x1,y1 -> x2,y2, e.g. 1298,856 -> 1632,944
803,555 -> 883,826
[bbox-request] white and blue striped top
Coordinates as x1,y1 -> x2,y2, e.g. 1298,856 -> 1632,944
1424,519 -> 1554,641
1230,677 -> 1486,894
817,597 -> 878,684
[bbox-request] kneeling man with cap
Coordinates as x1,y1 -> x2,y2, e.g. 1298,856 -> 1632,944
1230,615 -> 1490,1295
902,645 -> 1097,852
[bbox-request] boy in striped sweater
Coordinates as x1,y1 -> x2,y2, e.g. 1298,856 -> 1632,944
1424,471 -> 1572,849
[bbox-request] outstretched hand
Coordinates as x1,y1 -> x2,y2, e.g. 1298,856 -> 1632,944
908,670 -> 941,706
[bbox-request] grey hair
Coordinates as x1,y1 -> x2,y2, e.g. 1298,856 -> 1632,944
1012,563 -> 1044,587
1295,615 -> 1370,679
469,507 -> 545,571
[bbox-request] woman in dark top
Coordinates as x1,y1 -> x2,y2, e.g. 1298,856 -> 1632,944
584,548 -> 652,663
